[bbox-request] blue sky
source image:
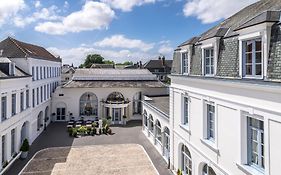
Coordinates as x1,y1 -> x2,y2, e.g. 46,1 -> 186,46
0,0 -> 257,66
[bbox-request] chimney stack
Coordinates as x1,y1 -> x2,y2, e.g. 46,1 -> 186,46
162,56 -> 165,65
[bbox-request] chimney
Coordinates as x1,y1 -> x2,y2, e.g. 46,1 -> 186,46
162,56 -> 165,65
139,61 -> 142,69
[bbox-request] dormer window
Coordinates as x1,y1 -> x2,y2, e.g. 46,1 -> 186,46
243,39 -> 262,78
182,52 -> 188,74
204,48 -> 214,76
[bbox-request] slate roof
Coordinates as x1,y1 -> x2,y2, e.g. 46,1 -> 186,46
90,64 -> 115,69
62,67 -> 75,74
178,0 -> 281,46
144,59 -> 173,69
63,80 -> 166,88
0,37 -> 61,62
73,68 -> 157,81
144,95 -> 169,116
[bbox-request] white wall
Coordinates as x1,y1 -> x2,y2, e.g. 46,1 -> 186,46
170,76 -> 281,175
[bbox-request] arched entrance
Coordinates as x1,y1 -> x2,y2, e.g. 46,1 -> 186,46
180,144 -> 192,175
44,106 -> 49,129
143,110 -> 148,129
37,111 -> 43,131
21,121 -> 30,143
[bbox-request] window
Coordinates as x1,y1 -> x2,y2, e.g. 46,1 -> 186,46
207,104 -> 215,141
247,117 -> 264,170
80,92 -> 98,116
149,115 -> 154,135
155,120 -> 162,145
44,85 -> 46,101
12,93 -> 16,116
32,89 -> 35,107
40,66 -> 42,79
243,39 -> 262,77
32,66 -> 35,81
183,97 -> 189,125
40,86 -> 43,103
36,66 -> 39,80
182,52 -> 188,74
36,88 -> 39,105
26,90 -> 29,108
20,92 -> 24,112
2,135 -> 6,164
202,164 -> 216,175
43,67 -> 46,79
11,129 -> 15,156
182,145 -> 192,175
1,96 -> 7,121
204,48 -> 214,75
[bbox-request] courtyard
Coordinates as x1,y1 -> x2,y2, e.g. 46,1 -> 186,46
4,121 -> 172,175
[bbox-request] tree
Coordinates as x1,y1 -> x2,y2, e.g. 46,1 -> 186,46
83,54 -> 105,68
123,61 -> 133,65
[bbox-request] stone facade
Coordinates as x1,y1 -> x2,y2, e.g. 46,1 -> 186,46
190,46 -> 202,76
217,37 -> 240,78
268,24 -> 281,81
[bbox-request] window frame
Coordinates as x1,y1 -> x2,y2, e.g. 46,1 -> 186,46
1,96 -> 7,121
181,52 -> 189,74
247,117 -> 264,172
11,93 -> 17,116
204,47 -> 215,76
242,38 -> 263,78
182,96 -> 189,126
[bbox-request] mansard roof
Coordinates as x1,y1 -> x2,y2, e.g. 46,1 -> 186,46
178,0 -> 281,46
0,37 -> 61,62
73,68 -> 157,81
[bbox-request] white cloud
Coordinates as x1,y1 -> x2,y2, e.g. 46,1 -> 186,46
34,1 -> 41,8
158,45 -> 173,55
35,1 -> 115,35
101,0 -> 155,12
183,0 -> 258,24
48,46 -> 156,66
94,35 -> 155,52
64,1 -> 69,9
0,0 -> 25,26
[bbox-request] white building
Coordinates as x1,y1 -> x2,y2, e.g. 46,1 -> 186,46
52,69 -> 167,124
0,37 -> 61,171
167,1 -> 281,175
61,64 -> 75,85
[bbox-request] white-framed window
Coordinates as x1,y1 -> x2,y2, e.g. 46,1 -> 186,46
11,128 -> 16,156
32,66 -> 35,81
20,92 -> 24,112
181,145 -> 192,175
202,164 -> 216,175
143,110 -> 148,127
204,48 -> 214,75
36,88 -> 39,105
155,120 -> 162,145
183,96 -> 189,125
11,93 -> 16,116
243,39 -> 262,78
247,117 -> 264,171
182,52 -> 188,74
1,96 -> 7,121
206,103 -> 215,141
26,89 -> 29,108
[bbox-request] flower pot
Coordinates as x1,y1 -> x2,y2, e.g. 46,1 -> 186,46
21,151 -> 28,159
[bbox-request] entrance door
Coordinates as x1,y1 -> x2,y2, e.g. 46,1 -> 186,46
112,108 -> 121,123
56,108 -> 66,121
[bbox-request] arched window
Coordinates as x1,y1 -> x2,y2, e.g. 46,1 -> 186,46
106,92 -> 125,104
202,164 -> 216,175
143,110 -> 148,127
163,127 -> 170,160
182,145 -> 192,175
155,120 -> 162,144
149,115 -> 154,135
80,92 -> 98,116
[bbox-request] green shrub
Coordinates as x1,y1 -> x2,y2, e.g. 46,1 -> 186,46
20,139 -> 29,152
68,127 -> 73,136
92,127 -> 97,135
87,127 -> 92,135
92,122 -> 97,127
77,126 -> 87,134
177,169 -> 182,175
102,119 -> 108,127
72,128 -> 78,137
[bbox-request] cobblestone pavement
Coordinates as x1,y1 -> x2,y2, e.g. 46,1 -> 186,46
5,121 -> 172,175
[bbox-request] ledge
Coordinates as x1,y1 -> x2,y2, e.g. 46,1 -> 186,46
236,163 -> 264,175
179,124 -> 191,134
200,139 -> 219,154
0,152 -> 21,174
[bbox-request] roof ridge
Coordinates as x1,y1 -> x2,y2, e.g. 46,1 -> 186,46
8,37 -> 28,57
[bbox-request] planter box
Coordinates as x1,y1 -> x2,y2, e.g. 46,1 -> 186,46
21,151 -> 28,159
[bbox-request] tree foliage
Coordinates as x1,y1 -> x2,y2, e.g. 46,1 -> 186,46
80,54 -> 105,68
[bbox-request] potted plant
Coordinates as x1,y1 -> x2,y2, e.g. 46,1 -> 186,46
107,128 -> 112,135
123,115 -> 127,125
20,139 -> 29,159
177,169 -> 182,175
72,128 -> 78,137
